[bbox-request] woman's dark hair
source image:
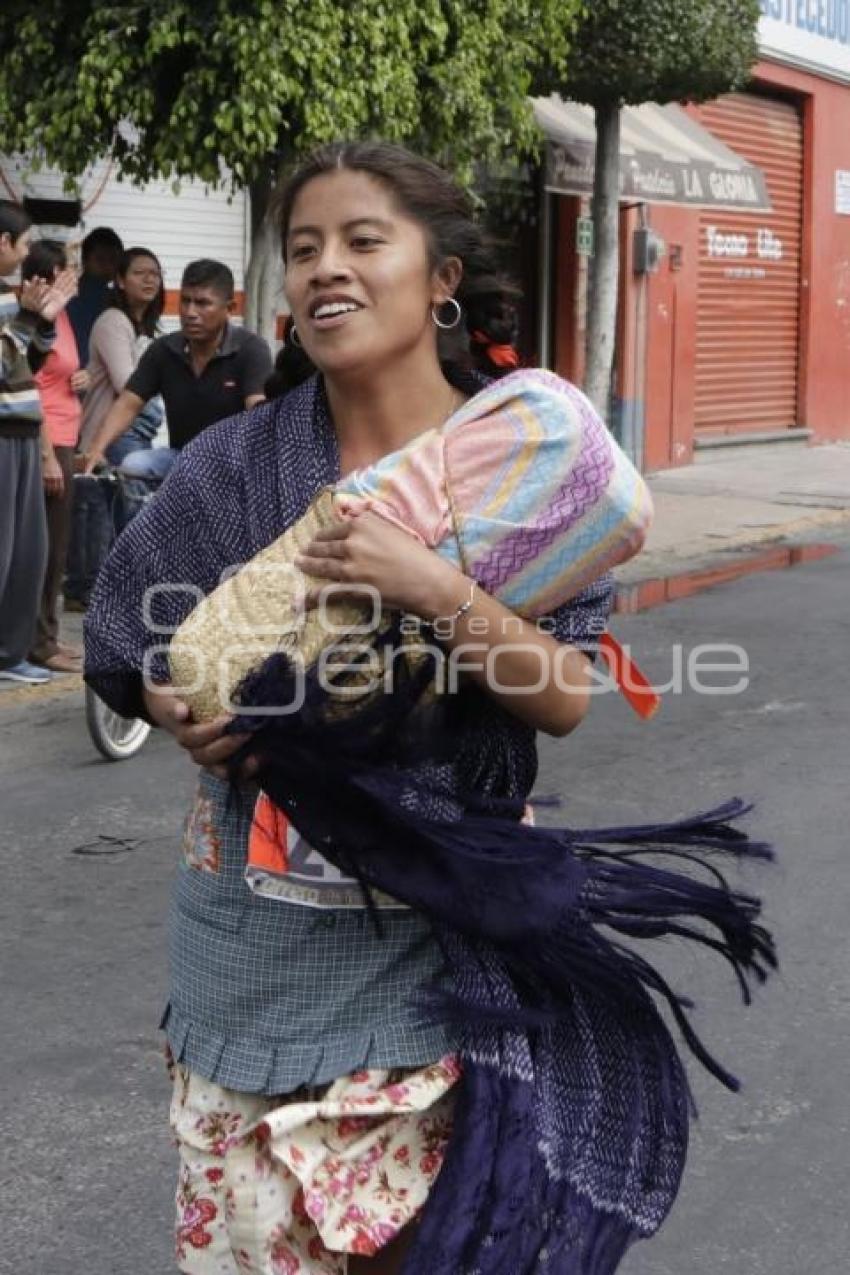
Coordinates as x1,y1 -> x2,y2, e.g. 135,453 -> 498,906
0,200 -> 33,246
21,238 -> 67,282
270,140 -> 520,397
264,315 -> 316,399
110,246 -> 165,338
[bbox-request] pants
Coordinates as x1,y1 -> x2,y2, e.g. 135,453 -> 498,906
64,472 -> 112,605
112,446 -> 177,531
64,426 -> 154,604
29,445 -> 75,663
119,445 -> 178,483
0,435 -> 48,669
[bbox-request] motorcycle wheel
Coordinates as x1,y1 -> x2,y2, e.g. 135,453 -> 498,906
85,685 -> 151,762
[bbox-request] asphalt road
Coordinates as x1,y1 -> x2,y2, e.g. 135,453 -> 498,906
1,545 -> 848,1275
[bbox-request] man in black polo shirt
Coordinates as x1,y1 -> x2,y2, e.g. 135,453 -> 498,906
84,258 -> 272,478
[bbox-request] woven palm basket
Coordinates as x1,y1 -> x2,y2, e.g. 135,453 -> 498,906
169,489 -> 396,723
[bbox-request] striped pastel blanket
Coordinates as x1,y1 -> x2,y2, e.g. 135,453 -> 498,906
169,369 -> 653,723
336,368 -> 652,615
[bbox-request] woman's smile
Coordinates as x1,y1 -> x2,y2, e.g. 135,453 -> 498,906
309,293 -> 365,331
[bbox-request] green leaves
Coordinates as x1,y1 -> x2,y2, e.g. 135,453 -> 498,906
564,0 -> 761,107
0,0 -> 582,191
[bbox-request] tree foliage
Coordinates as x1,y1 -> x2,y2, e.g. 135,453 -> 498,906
566,0 -> 761,107
0,1 -> 584,338
565,0 -> 761,420
0,0 -> 580,189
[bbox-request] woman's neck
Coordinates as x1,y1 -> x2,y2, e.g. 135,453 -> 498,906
325,355 -> 460,472
128,300 -> 147,327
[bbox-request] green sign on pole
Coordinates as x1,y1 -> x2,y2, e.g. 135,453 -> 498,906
576,216 -> 594,258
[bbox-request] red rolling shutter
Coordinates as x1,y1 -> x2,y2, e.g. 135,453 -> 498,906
693,92 -> 803,437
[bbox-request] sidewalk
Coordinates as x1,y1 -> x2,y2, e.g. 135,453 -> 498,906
617,440 -> 850,584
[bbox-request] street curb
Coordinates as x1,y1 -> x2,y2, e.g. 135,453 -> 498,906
0,676 -> 83,711
616,507 -> 850,586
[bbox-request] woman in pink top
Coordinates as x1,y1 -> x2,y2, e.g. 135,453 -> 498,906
22,241 -> 89,673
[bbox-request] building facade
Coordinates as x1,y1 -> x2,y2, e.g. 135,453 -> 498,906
0,154 -> 250,328
545,8 -> 850,470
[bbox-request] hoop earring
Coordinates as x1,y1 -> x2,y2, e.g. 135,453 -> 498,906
431,298 -> 462,331
289,323 -> 302,348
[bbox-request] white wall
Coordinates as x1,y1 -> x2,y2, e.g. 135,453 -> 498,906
0,153 -> 249,294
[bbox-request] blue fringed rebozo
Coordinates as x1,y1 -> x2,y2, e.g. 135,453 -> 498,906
228,636 -> 776,1275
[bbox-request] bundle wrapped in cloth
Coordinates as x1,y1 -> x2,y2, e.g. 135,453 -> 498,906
166,369 -> 775,1275
169,370 -> 654,722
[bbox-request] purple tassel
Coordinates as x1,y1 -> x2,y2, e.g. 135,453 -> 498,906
226,630 -> 776,1270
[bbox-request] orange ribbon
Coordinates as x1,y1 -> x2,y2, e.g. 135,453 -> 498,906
470,330 -> 520,368
599,632 -> 661,720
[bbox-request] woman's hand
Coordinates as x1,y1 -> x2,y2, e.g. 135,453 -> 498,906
20,268 -> 77,322
142,682 -> 258,782
295,508 -> 465,618
37,267 -> 78,322
42,449 -> 63,498
295,509 -> 592,737
70,368 -> 90,394
19,277 -> 52,316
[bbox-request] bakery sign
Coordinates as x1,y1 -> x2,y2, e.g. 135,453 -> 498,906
759,1 -> 850,82
546,145 -> 770,210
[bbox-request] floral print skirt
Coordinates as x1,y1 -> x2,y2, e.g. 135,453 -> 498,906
170,1056 -> 461,1273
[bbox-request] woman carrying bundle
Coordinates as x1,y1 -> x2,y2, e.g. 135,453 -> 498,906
84,142 -> 772,1275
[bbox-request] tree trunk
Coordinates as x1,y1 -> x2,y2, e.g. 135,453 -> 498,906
584,101 -> 622,421
244,168 -> 284,347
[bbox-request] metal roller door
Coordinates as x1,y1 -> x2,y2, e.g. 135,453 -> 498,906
694,92 -> 803,437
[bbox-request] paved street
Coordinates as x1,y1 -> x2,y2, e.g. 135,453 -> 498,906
1,545 -> 848,1275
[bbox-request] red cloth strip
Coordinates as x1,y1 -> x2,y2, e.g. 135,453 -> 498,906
599,632 -> 661,720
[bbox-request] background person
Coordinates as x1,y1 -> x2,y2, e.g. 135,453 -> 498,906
0,201 -> 76,686
64,246 -> 167,611
84,258 -> 272,478
20,240 -> 88,673
66,225 -> 123,368
80,245 -> 166,463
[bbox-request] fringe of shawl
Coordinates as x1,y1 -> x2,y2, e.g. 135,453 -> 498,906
227,639 -> 776,1269
228,643 -> 776,1093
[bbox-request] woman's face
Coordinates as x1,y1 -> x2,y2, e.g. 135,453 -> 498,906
284,169 -> 458,378
119,255 -> 162,308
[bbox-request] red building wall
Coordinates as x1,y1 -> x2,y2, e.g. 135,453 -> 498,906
641,205 -> 701,470
637,59 -> 850,470
783,61 -> 850,444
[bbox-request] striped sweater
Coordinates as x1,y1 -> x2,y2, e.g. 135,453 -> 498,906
0,283 -> 55,438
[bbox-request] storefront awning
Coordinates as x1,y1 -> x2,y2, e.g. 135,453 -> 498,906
531,96 -> 771,212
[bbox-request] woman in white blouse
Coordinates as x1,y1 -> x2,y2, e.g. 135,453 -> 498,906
66,248 -> 165,609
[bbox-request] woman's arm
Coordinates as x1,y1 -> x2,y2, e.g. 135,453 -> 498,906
296,511 -> 598,738
92,309 -> 137,392
418,573 -> 593,737
39,415 -> 63,498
